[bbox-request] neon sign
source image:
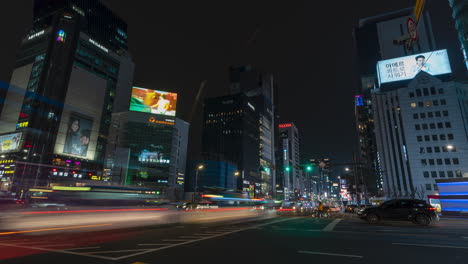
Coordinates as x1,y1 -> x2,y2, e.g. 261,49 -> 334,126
56,30 -> 66,42
278,123 -> 292,128
355,95 -> 364,106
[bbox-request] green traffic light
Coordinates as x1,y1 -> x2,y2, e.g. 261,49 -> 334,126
307,166 -> 312,171
285,166 -> 291,172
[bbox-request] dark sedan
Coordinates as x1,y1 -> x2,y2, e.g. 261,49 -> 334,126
357,199 -> 439,225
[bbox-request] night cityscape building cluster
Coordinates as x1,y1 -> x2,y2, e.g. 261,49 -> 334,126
0,0 -> 468,214
4,2 -> 468,263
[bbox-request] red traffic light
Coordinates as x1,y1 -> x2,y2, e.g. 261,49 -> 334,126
52,168 -> 57,172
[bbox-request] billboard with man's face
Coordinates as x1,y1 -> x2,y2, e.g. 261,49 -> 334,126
63,113 -> 93,157
129,87 -> 177,117
377,49 -> 452,84
0,132 -> 22,153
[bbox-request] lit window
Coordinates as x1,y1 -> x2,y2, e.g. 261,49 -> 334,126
425,101 -> 431,107
410,102 -> 417,108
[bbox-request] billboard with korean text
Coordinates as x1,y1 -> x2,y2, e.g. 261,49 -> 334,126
377,49 -> 451,84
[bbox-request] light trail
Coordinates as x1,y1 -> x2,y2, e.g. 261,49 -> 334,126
0,223 -> 113,236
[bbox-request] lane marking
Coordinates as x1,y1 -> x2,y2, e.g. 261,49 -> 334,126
20,208 -> 169,214
179,236 -> 203,239
40,244 -> 75,247
273,227 -> 297,231
0,224 -> 113,236
0,243 -> 116,260
111,217 -> 297,260
161,239 -> 190,242
13,241 -> 50,245
0,239 -> 27,243
204,232 -> 226,234
305,230 -> 321,232
64,246 -> 101,251
393,243 -> 468,249
322,219 -> 342,232
80,249 -> 149,254
331,230 -> 449,238
138,244 -> 172,246
298,250 -> 363,258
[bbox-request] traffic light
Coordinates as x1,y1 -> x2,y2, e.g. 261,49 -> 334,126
285,166 -> 291,172
306,165 -> 312,172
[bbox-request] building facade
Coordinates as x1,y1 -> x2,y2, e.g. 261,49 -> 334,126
185,160 -> 238,194
0,0 -> 134,192
449,0 -> 468,71
353,8 -> 437,200
278,123 -> 301,200
229,65 -> 277,197
202,93 -> 260,197
106,111 -> 188,200
373,72 -> 468,200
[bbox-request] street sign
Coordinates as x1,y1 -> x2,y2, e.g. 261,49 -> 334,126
407,17 -> 418,41
318,161 -> 326,168
414,0 -> 425,22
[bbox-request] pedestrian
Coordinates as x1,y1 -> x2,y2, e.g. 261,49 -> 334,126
317,202 -> 324,218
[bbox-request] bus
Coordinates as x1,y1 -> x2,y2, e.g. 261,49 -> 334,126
26,185 -> 164,207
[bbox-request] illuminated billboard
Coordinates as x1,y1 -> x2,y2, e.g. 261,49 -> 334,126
63,113 -> 93,157
130,87 -> 177,117
0,132 -> 22,153
377,49 -> 452,84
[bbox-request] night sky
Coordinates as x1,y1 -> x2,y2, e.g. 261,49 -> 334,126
0,1 -> 456,170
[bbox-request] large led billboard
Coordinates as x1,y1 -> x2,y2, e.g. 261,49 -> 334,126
130,87 -> 177,117
377,49 -> 452,84
0,132 -> 22,153
62,113 -> 93,157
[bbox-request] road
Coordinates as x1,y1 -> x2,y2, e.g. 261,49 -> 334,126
1,213 -> 468,264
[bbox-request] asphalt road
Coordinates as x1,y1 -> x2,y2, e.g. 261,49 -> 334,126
1,213 -> 468,264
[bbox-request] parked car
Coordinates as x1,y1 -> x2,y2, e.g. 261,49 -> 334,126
357,199 -> 439,225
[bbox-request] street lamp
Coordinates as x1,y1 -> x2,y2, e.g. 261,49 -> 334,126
234,171 -> 240,176
345,167 -> 350,172
193,164 -> 204,203
447,144 -> 454,150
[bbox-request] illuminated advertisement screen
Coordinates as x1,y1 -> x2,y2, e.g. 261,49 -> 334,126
63,113 -> 93,157
377,49 -> 452,84
138,150 -> 170,164
0,132 -> 22,153
130,87 -> 177,117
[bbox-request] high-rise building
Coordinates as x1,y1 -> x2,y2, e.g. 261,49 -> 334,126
106,108 -> 189,201
372,71 -> 468,200
229,65 -> 277,197
309,158 -> 332,199
353,4 -> 465,199
202,93 -> 260,198
278,123 -> 300,200
449,0 -> 468,71
0,0 -> 134,192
